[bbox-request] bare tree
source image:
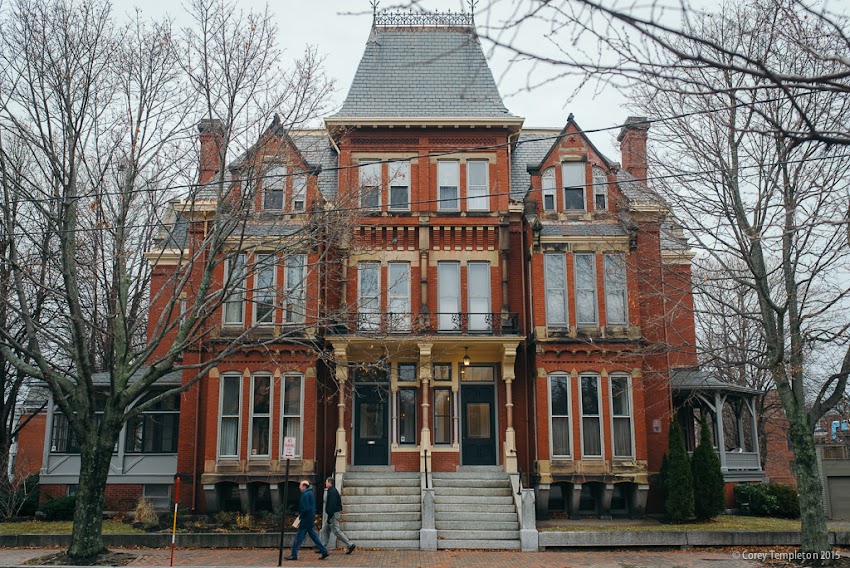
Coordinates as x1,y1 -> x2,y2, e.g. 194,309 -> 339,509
0,0 -> 334,559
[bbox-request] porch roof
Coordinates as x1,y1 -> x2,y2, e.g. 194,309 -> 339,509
670,367 -> 761,395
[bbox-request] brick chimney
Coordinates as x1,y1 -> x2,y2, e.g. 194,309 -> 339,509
197,119 -> 224,184
617,116 -> 650,184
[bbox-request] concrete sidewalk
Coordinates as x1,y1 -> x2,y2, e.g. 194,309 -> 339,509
0,547 -> 760,567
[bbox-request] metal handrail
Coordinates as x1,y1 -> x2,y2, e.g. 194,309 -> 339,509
511,448 -> 522,495
423,448 -> 430,490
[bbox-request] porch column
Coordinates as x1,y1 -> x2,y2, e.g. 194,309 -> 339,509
502,343 -> 518,473
334,344 -> 349,475
736,399 -> 746,451
714,392 -> 727,471
747,397 -> 762,470
419,343 -> 433,473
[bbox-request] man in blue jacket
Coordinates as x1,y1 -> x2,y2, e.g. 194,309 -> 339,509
285,480 -> 329,561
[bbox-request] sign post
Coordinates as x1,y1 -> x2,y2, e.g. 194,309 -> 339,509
277,437 -> 296,566
170,477 -> 180,567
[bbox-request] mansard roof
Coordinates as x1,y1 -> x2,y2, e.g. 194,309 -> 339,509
329,26 -> 514,121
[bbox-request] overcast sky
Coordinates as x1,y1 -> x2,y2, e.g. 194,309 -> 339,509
111,0 -> 631,158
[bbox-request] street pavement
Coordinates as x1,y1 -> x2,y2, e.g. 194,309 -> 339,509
0,547 -> 762,567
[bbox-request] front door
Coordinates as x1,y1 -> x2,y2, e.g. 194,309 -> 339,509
461,384 -> 496,465
353,384 -> 389,465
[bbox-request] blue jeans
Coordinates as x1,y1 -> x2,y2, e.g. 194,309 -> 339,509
291,521 -> 328,558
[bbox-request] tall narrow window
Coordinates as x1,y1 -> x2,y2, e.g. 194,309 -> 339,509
282,374 -> 303,457
387,262 -> 410,331
574,253 -> 598,326
549,374 -> 571,457
292,175 -> 307,211
389,162 -> 410,210
604,254 -> 628,325
250,375 -> 271,457
593,168 -> 607,210
542,168 -> 556,211
359,160 -> 381,210
263,166 -> 285,210
562,162 -> 586,210
398,389 -> 417,445
467,262 -> 491,331
437,262 -> 460,331
466,160 -> 489,211
358,262 -> 380,331
253,254 -> 275,324
580,375 -> 602,457
223,254 -> 246,325
219,375 -> 241,457
50,413 -> 78,453
611,375 -> 633,458
284,255 -> 306,324
438,161 -> 459,211
434,389 -> 452,444
544,253 -> 568,326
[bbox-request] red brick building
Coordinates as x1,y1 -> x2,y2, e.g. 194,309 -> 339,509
32,9 -> 769,532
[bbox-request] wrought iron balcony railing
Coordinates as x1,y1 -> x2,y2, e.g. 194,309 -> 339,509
330,311 -> 520,336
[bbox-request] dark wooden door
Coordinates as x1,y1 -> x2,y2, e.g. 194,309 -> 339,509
461,384 -> 496,465
353,384 -> 389,465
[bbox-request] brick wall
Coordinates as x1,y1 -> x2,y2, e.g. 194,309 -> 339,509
14,413 -> 46,481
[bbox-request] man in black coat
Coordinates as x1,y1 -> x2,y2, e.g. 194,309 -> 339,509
318,477 -> 356,554
284,480 -> 328,561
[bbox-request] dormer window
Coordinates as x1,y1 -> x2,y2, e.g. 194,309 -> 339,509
292,175 -> 307,212
542,168 -> 556,212
562,162 -> 586,211
360,160 -> 381,210
593,167 -> 607,210
263,166 -> 286,210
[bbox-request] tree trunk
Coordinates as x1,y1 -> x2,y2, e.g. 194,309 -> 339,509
68,434 -> 116,559
788,412 -> 829,555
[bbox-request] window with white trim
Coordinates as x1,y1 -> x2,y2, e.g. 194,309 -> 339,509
359,160 -> 381,210
434,388 -> 453,445
253,254 -> 276,324
281,374 -> 303,457
604,254 -> 628,325
544,253 -> 568,326
284,255 -> 306,324
466,160 -> 489,211
437,262 -> 461,331
562,162 -> 586,210
387,262 -> 411,331
593,168 -> 607,210
292,175 -> 307,212
437,161 -> 459,211
389,162 -> 410,210
398,388 -> 416,445
549,374 -> 571,458
358,262 -> 380,331
219,374 -> 241,458
467,262 -> 491,331
250,374 -> 271,457
611,375 -> 633,458
574,253 -> 598,326
542,168 -> 556,212
580,375 -> 602,457
263,166 -> 285,210
223,254 -> 246,325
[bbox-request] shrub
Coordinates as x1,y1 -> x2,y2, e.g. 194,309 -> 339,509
768,483 -> 800,519
664,418 -> 694,523
133,498 -> 160,530
734,483 -> 778,517
18,475 -> 41,517
214,511 -> 237,528
691,417 -> 726,520
40,495 -> 76,521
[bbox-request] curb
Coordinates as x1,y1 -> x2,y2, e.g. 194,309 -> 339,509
538,530 -> 850,549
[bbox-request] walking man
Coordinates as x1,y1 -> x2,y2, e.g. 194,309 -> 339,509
319,477 -> 356,554
284,480 -> 328,561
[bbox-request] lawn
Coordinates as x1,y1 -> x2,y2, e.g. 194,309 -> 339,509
0,520 -> 142,534
541,516 -> 808,532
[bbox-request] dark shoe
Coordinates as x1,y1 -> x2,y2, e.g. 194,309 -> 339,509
320,552 -> 329,559
313,549 -> 323,554
346,544 -> 356,555
284,555 -> 297,561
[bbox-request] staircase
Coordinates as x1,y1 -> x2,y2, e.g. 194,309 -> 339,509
340,469 -> 421,549
432,469 -> 521,549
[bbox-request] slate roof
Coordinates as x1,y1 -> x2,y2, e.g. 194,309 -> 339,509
155,215 -> 189,249
660,218 -> 689,251
616,169 -> 665,207
540,222 -> 628,238
289,132 -> 338,202
92,367 -> 183,386
330,27 -> 514,119
670,368 -> 761,395
510,132 -> 556,200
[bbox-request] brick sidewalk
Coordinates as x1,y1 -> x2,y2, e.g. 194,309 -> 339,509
0,547 -> 760,567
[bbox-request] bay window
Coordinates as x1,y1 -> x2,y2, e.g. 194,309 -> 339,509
466,160 -> 489,211
549,374 -> 571,458
574,253 -> 598,326
580,375 -> 602,457
281,374 -> 303,457
438,161 -> 459,211
562,162 -> 586,210
611,375 -> 633,458
544,253 -> 568,326
250,374 -> 271,457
